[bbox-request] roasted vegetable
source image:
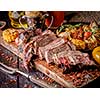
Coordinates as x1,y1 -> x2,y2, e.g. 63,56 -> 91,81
84,35 -> 97,50
57,22 -> 100,50
92,46 -> 100,64
84,32 -> 92,40
71,39 -> 85,50
2,28 -> 18,43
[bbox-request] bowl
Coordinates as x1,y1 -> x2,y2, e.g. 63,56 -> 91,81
0,21 -> 6,30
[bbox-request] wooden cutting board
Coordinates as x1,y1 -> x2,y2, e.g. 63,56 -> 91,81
0,31 -> 73,87
0,30 -> 64,88
0,30 -> 100,88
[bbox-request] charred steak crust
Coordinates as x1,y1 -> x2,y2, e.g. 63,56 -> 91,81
34,32 -> 57,54
23,30 -> 57,70
38,38 -> 66,59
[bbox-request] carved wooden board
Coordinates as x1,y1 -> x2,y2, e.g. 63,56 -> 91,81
1,30 -> 100,88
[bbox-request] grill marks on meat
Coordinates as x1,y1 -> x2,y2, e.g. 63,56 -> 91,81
67,41 -> 76,50
22,29 -> 97,73
54,51 -> 95,66
38,38 -> 66,59
44,42 -> 76,63
23,30 -> 57,70
34,33 -> 57,54
53,51 -> 96,73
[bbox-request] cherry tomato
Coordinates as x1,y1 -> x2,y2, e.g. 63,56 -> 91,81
84,32 -> 92,40
92,46 -> 100,64
45,11 -> 64,28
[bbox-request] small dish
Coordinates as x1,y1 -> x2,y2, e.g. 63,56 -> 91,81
0,21 -> 6,30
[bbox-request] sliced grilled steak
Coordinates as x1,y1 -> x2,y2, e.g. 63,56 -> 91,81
23,35 -> 40,70
23,30 -> 55,55
45,42 -> 76,63
23,30 -> 56,58
53,50 -> 95,66
34,31 -> 57,54
22,29 -> 96,72
67,41 -> 76,50
23,30 -> 57,70
38,38 -> 66,59
53,50 -> 96,73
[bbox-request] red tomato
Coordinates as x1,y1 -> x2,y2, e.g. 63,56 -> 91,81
45,11 -> 64,28
84,32 -> 92,40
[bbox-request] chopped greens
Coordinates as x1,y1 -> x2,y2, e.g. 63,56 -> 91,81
58,23 -> 82,33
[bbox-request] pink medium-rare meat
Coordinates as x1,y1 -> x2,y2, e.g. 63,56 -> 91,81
22,29 -> 96,72
44,42 -> 75,63
52,50 -> 76,65
52,50 -> 95,66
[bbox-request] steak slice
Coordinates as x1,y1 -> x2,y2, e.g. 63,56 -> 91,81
23,35 -> 40,69
38,38 -> 66,59
67,41 -> 76,50
53,50 -> 95,66
42,30 -> 55,35
44,42 -> 76,63
34,31 -> 57,54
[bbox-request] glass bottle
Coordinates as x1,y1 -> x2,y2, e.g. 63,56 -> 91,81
8,11 -> 28,28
